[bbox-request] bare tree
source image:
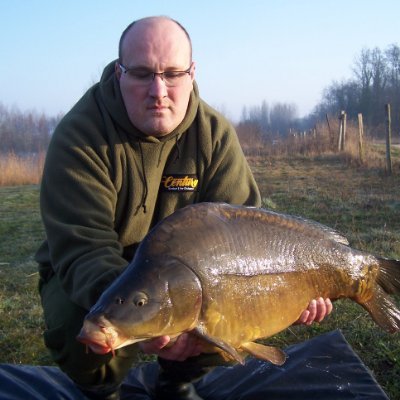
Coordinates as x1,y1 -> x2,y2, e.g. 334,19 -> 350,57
311,44 -> 400,136
269,102 -> 298,136
385,44 -> 400,131
0,102 -> 61,154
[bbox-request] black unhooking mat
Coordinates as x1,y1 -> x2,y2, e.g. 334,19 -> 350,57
0,330 -> 389,400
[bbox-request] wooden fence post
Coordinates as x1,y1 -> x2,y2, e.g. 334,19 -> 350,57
358,113 -> 364,164
337,110 -> 346,151
385,104 -> 392,175
342,111 -> 347,151
337,112 -> 343,151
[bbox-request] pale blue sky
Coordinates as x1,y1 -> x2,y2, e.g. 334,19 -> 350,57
1,0 -> 398,121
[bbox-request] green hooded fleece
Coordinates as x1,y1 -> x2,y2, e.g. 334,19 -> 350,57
35,61 -> 261,310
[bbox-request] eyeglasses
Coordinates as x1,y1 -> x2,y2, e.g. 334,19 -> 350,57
119,63 -> 192,87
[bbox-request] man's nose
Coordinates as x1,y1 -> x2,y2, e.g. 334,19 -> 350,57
148,74 -> 168,98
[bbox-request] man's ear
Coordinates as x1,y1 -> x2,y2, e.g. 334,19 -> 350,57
115,61 -> 122,80
190,61 -> 196,82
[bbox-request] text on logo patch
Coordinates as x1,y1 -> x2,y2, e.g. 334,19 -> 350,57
160,174 -> 199,192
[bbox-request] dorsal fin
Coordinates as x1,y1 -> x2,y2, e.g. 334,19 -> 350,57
214,203 -> 350,245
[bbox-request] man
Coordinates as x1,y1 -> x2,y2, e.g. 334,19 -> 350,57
35,16 -> 332,400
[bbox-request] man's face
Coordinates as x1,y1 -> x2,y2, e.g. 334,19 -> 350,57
116,18 -> 195,137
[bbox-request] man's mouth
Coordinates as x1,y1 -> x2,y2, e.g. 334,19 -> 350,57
148,104 -> 169,112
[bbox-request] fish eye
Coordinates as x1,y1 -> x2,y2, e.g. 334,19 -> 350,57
133,292 -> 148,307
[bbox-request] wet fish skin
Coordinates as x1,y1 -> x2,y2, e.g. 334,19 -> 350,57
77,202 -> 400,364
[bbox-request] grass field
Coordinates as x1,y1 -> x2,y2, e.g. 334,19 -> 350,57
0,154 -> 399,398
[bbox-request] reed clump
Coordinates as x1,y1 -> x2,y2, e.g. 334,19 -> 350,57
0,152 -> 45,186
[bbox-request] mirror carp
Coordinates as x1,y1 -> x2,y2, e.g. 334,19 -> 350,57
77,202 -> 400,365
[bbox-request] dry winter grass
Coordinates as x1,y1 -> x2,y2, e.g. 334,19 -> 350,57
0,152 -> 45,186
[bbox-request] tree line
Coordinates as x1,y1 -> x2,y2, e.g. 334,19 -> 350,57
0,103 -> 61,154
311,43 -> 400,134
237,43 -> 400,140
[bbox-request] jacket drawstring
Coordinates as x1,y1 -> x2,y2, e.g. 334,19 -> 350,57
138,141 -> 148,213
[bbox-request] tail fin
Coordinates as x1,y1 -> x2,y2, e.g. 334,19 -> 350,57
377,257 -> 400,294
363,286 -> 400,333
362,257 -> 400,333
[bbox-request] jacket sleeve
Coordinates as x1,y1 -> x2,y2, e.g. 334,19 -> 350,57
37,104 -> 127,310
198,103 -> 262,207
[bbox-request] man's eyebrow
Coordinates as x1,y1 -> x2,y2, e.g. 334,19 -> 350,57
125,64 -> 187,71
124,65 -> 151,71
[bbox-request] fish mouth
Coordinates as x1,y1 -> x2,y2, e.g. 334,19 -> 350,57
76,319 -> 121,355
77,337 -> 113,355
76,319 -> 147,355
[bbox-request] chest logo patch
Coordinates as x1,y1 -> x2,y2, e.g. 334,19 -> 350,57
160,174 -> 199,192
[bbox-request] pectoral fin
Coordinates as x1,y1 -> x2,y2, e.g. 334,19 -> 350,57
240,341 -> 287,366
192,326 -> 245,365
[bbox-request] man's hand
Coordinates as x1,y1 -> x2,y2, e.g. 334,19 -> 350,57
139,333 -> 203,361
296,297 -> 333,325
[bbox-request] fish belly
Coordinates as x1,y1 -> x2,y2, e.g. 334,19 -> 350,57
200,269 -> 352,347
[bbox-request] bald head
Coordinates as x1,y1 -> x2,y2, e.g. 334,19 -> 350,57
118,16 -> 192,64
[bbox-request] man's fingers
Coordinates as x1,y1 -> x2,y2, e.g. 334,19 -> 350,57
315,297 -> 333,322
325,298 -> 333,315
314,297 -> 326,322
139,336 -> 171,354
296,310 -> 310,325
306,299 -> 317,325
167,333 -> 202,361
294,298 -> 333,326
142,333 -> 202,361
165,333 -> 192,361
